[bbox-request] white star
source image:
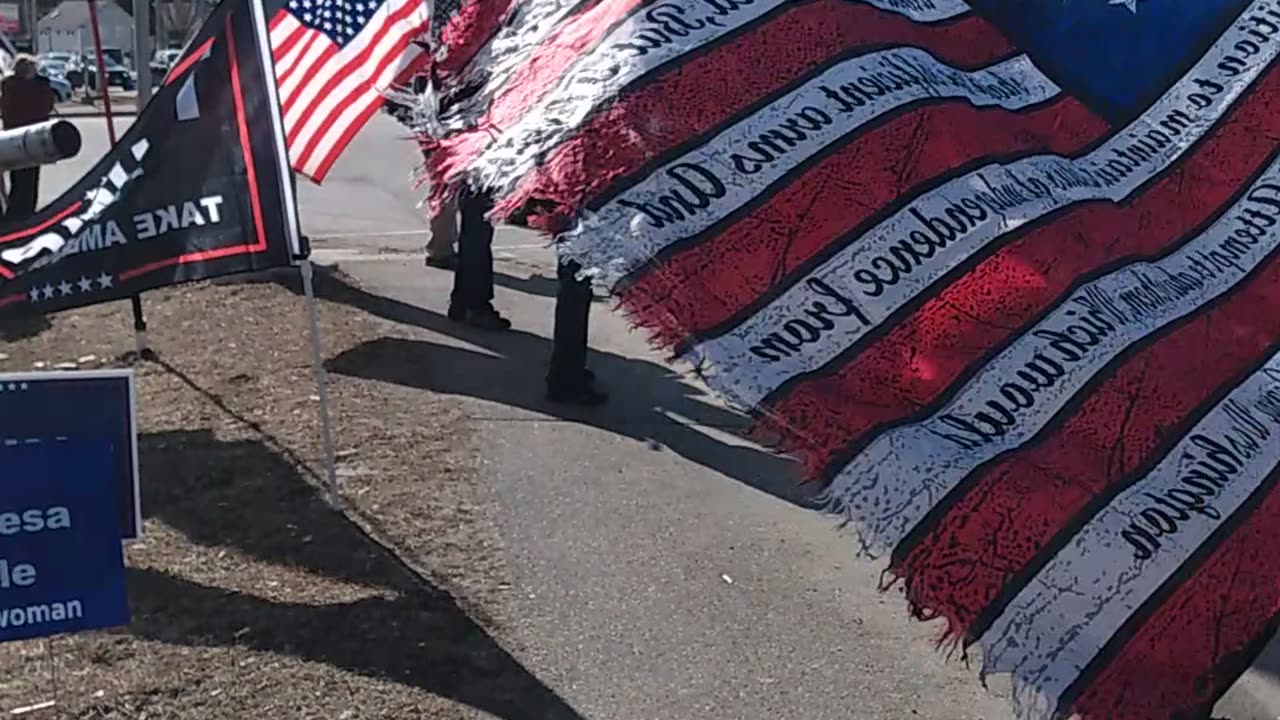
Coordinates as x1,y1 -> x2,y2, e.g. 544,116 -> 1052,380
41,284 -> 54,299
77,276 -> 93,292
5,383 -> 13,391
20,383 -> 27,390
27,288 -> 39,302
57,281 -> 73,296
1109,0 -> 1138,12
96,273 -> 113,289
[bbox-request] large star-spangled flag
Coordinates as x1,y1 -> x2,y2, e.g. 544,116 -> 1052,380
419,0 -> 1280,717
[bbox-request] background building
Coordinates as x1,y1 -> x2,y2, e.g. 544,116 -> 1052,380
36,0 -> 133,54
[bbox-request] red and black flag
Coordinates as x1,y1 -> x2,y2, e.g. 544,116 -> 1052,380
420,0 -> 1280,717
0,0 -> 302,318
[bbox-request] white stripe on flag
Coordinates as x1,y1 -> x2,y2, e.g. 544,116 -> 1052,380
283,0 -> 427,132
979,355 -> 1280,720
270,16 -> 310,78
269,12 -> 302,47
824,142 -> 1280,557
465,0 -> 796,189
278,36 -> 331,109
176,74 -> 199,121
673,7 -> 1279,409
562,50 -> 1060,284
446,0 -> 590,123
859,0 -> 971,22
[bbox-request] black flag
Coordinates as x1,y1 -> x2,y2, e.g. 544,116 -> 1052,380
0,0 -> 301,317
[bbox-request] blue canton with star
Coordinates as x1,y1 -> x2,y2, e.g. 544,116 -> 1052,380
287,0 -> 381,46
966,0 -> 1257,122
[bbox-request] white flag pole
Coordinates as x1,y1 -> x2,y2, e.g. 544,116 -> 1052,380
299,258 -> 340,507
247,0 -> 338,507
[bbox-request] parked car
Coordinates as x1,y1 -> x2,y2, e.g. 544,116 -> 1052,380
83,55 -> 135,91
39,51 -> 76,65
36,59 -> 73,102
148,48 -> 183,84
61,54 -> 86,87
96,46 -> 127,68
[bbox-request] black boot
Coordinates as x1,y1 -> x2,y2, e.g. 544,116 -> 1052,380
448,303 -> 511,330
546,370 -> 607,406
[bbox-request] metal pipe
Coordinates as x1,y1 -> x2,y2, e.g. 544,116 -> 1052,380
0,119 -> 81,172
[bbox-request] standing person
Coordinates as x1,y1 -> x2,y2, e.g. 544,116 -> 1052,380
425,190 -> 459,269
447,188 -> 511,329
0,54 -> 54,221
383,67 -> 459,268
546,257 -> 607,406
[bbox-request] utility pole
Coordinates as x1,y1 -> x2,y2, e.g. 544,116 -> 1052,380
154,0 -> 166,53
132,0 -> 151,106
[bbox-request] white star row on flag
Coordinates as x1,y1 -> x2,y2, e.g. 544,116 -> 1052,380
0,382 -> 30,391
27,273 -> 114,302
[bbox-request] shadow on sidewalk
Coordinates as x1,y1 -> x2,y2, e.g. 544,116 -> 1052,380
493,269 -> 561,299
132,428 -> 585,720
268,267 -> 814,507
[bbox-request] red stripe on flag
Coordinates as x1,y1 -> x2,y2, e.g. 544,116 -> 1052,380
430,0 -> 713,186
490,1 -> 1014,229
895,208 -> 1280,639
278,37 -> 334,107
303,54 -> 430,181
754,68 -> 1280,478
614,96 -> 1104,348
475,0 -> 645,129
165,36 -> 216,86
1066,472 -> 1280,720
270,21 -> 308,65
284,0 -> 427,148
434,0 -> 522,77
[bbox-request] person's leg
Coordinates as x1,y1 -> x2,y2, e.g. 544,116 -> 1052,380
6,167 -> 37,220
547,258 -> 606,405
425,190 -> 459,268
23,166 -> 39,217
449,189 -> 509,329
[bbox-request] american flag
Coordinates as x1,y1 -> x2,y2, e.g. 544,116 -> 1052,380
267,0 -> 429,182
420,0 -> 1280,717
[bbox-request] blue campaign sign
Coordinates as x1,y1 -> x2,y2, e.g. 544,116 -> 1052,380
0,370 -> 140,539
0,438 -> 130,643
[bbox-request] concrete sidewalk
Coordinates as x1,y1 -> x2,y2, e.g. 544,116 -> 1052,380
310,241 -> 1280,720
314,246 -> 1018,720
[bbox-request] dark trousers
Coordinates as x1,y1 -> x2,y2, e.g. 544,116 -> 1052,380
548,259 -> 593,388
450,189 -> 495,311
6,166 -> 39,221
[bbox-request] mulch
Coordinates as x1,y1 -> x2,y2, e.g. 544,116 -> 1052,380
0,268 -> 576,719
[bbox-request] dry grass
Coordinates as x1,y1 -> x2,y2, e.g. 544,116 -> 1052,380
0,269 -> 574,719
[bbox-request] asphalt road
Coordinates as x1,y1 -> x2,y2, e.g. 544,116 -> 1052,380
37,115 -> 1280,720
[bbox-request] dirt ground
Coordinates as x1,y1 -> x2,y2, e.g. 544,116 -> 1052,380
0,268 -> 569,719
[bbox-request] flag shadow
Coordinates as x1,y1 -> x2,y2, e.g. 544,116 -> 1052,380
130,428 -> 584,720
268,267 -> 815,508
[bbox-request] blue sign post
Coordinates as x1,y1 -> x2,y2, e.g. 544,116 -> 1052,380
0,370 -> 140,539
0,439 -> 130,643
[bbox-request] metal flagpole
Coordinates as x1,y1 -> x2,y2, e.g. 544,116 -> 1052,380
86,0 -> 149,356
243,0 -> 335,507
298,258 -> 339,507
130,0 -> 153,358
